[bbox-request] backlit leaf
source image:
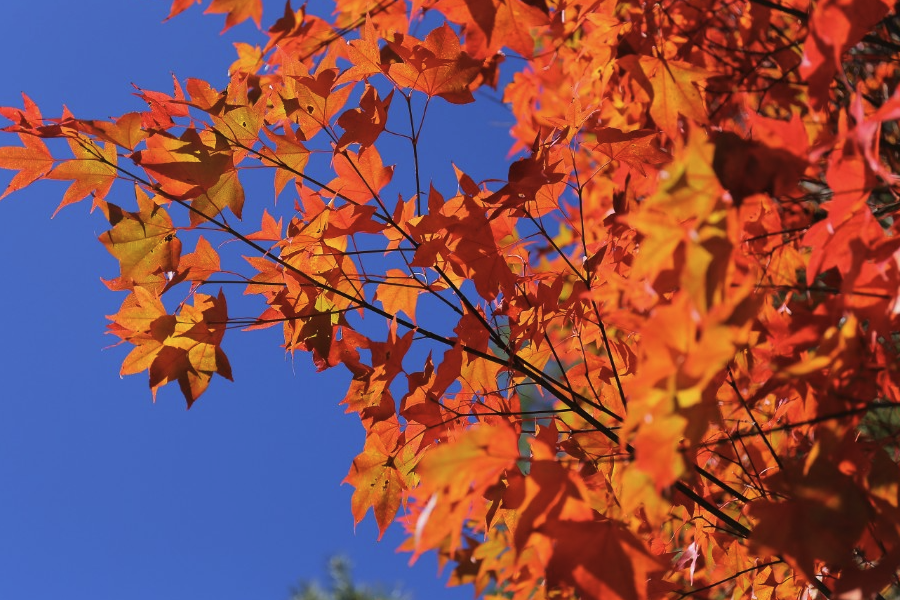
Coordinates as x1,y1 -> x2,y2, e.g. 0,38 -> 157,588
47,138 -> 118,214
0,133 -> 53,200
107,287 -> 231,406
639,56 -> 708,139
99,187 -> 181,293
387,24 -> 483,104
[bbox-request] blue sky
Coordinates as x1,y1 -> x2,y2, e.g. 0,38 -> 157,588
0,2 -> 515,599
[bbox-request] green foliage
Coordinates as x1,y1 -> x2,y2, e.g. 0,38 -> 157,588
289,557 -> 409,600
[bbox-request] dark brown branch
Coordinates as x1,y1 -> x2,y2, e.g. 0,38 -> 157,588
748,0 -> 806,20
677,559 -> 784,597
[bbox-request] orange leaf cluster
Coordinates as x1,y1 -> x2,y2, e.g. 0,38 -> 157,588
3,0 -> 900,598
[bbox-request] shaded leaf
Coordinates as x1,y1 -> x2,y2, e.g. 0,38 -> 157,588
107,287 -> 232,406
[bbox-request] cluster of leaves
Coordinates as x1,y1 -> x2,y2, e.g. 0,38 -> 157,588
2,0 -> 900,598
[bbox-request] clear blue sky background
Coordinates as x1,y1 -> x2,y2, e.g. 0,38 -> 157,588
0,2 -> 515,599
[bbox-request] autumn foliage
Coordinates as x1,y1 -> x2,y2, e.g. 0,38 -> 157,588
3,0 -> 900,597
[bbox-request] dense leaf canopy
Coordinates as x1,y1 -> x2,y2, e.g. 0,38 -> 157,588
3,0 -> 900,598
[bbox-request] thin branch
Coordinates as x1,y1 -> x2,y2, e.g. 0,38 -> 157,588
677,560 -> 784,597
729,369 -> 785,472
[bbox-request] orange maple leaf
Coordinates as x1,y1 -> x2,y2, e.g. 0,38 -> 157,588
336,85 -> 393,151
132,129 -> 231,199
801,0 -> 893,107
166,235 -> 220,291
426,0 -> 550,58
544,520 -> 665,600
375,269 -> 422,324
107,287 -> 232,406
415,422 -> 520,501
387,24 -> 483,104
99,187 -> 182,294
70,113 -> 146,151
0,133 -> 53,200
205,0 -> 263,31
638,57 -> 708,139
260,128 -> 309,197
593,128 -> 670,176
46,138 -> 118,214
344,418 -> 418,537
326,146 -> 394,204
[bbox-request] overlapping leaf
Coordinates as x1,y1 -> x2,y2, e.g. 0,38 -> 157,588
344,419 -> 419,537
99,187 -> 181,293
46,138 -> 118,214
386,24 -> 483,104
107,287 -> 231,406
3,1 -> 900,599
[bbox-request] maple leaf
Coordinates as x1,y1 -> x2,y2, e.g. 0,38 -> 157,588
335,17 -> 386,86
375,269 -> 421,324
543,520 -> 664,600
485,146 -> 566,216
165,235 -> 220,291
210,90 -> 266,150
107,287 -> 232,406
246,208 -> 283,242
386,24 -> 483,104
260,128 -> 309,197
325,203 -> 384,237
0,92 -> 44,130
592,128 -> 669,176
185,77 -> 226,114
340,323 -> 414,418
632,412 -> 687,492
99,187 -> 182,294
278,66 -> 354,140
637,57 -> 708,139
0,133 -> 53,200
229,42 -> 263,76
415,422 -> 520,501
134,78 -> 189,130
336,86 -> 393,151
344,419 -> 419,537
427,0 -> 550,58
406,422 -> 520,558
189,164 -> 245,224
46,138 -> 118,214
326,147 -> 394,204
205,0 -> 263,31
802,168 -> 882,284
801,0 -> 893,107
165,0 -> 201,21
132,129 -> 231,199
69,113 -> 146,151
